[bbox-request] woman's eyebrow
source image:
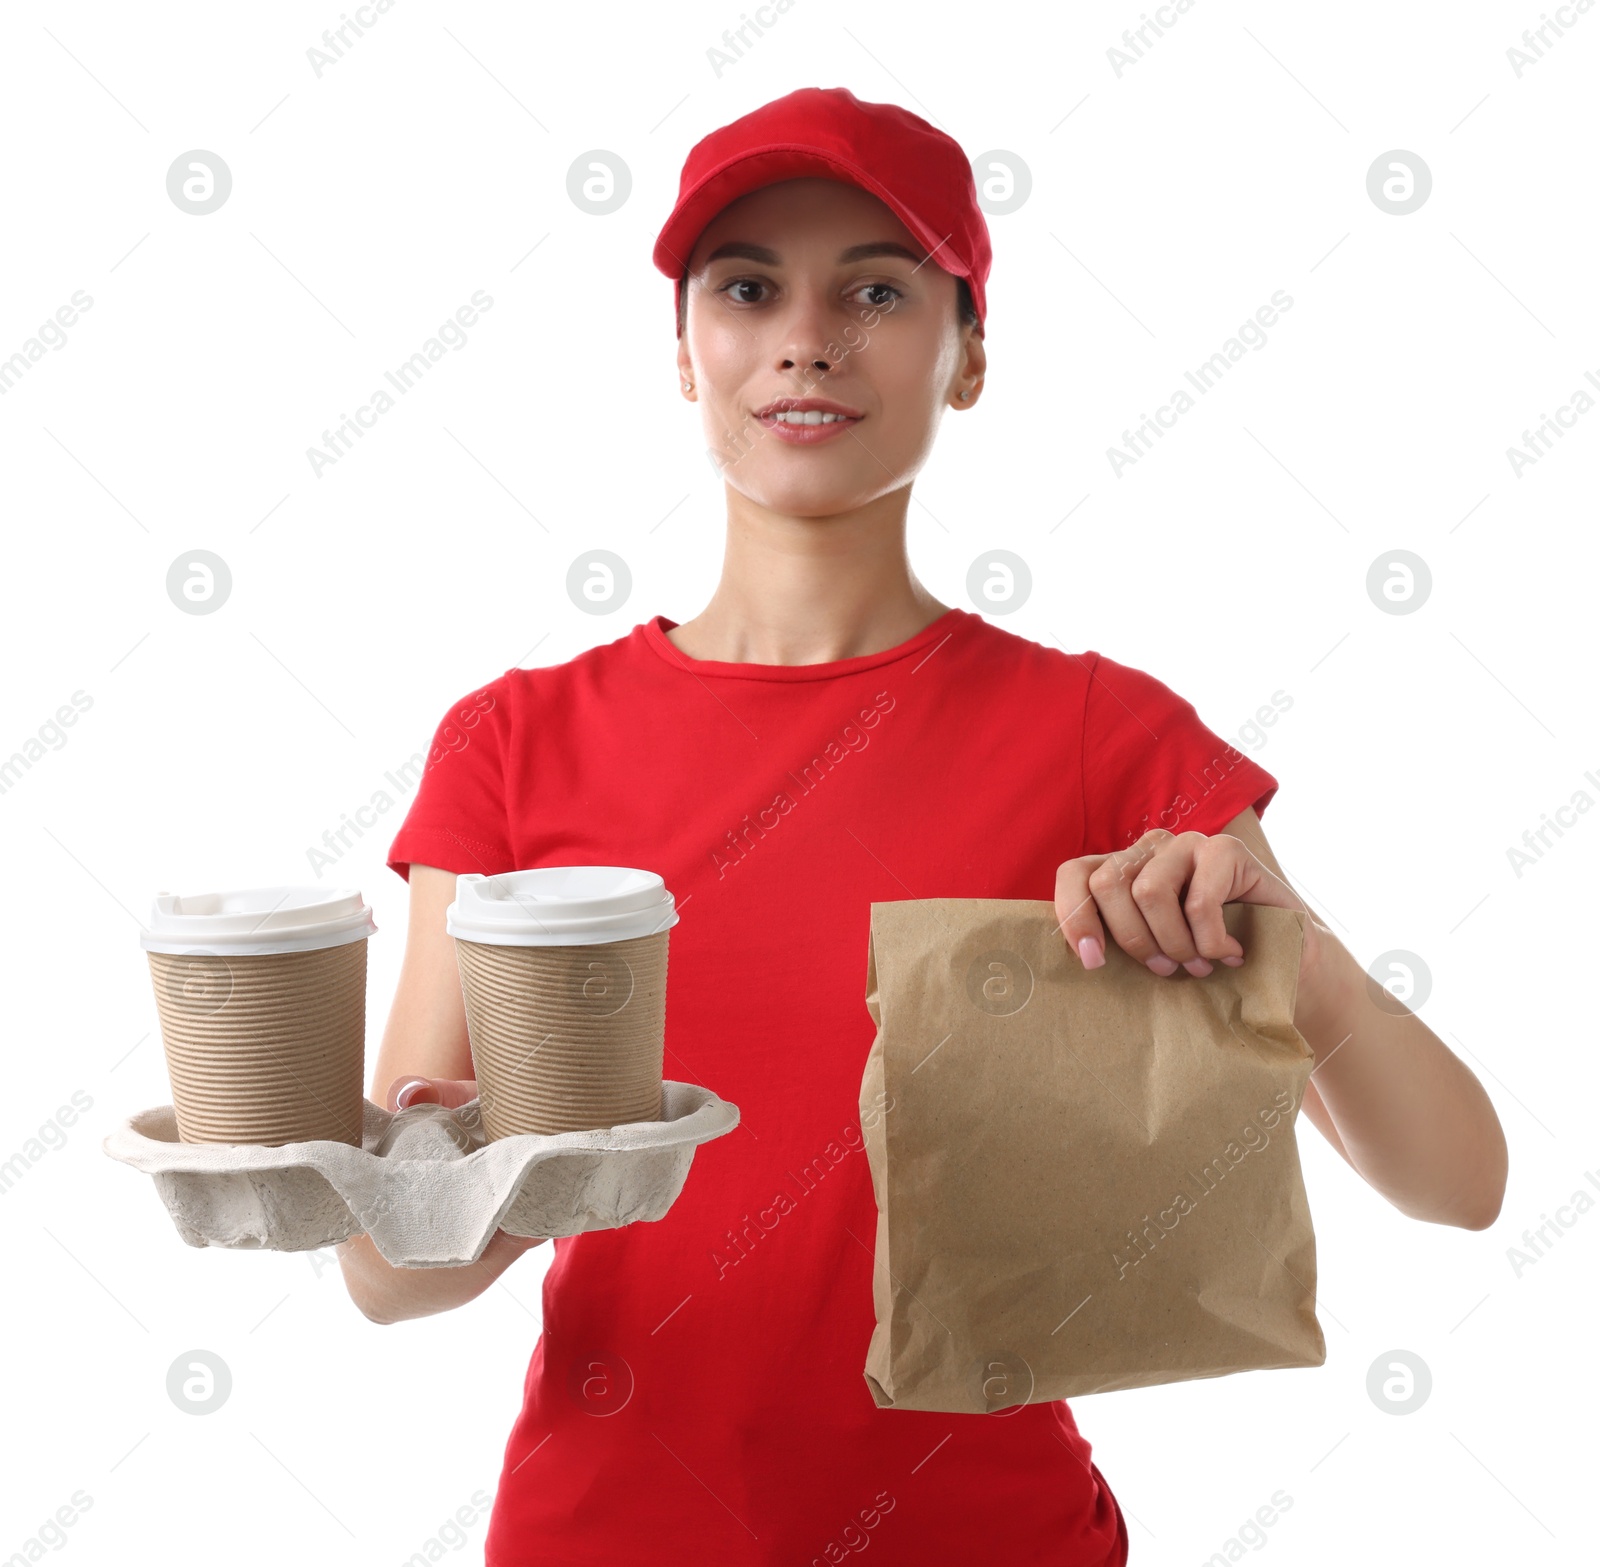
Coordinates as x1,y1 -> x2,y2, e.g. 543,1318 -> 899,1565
702,240 -> 928,267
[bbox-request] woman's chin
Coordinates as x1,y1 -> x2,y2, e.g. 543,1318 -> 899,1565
744,492 -> 868,520
732,472 -> 905,519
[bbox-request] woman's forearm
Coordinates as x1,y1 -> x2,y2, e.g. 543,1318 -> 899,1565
337,1228 -> 545,1324
1294,931 -> 1508,1230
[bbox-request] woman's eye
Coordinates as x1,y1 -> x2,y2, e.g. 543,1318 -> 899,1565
715,278 -> 904,308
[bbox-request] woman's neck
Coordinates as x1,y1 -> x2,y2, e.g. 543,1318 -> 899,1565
666,493 -> 951,665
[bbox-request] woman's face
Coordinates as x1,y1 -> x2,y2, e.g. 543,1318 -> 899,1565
678,177 -> 984,519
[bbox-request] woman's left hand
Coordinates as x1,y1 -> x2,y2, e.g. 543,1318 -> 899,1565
1054,827 -> 1323,982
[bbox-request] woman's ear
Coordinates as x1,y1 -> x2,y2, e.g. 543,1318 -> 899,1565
952,329 -> 986,408
676,344 -> 695,400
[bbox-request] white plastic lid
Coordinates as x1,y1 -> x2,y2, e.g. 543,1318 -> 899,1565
446,866 -> 678,947
140,886 -> 377,955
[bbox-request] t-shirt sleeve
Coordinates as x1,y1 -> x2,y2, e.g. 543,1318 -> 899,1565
1078,649 -> 1280,855
385,674 -> 518,884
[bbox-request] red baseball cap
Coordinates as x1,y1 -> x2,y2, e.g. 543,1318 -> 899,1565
652,85 -> 991,337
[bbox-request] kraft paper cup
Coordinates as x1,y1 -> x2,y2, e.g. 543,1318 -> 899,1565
141,886 -> 376,1147
447,868 -> 677,1139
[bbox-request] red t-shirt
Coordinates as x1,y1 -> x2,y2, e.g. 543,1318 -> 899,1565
386,606 -> 1279,1566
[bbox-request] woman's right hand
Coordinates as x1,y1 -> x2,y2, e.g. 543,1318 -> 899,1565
382,1074 -> 547,1259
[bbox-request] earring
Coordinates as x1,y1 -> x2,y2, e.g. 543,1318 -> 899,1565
958,389 -> 969,400
682,381 -> 693,392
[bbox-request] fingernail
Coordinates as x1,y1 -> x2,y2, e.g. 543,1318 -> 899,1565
394,1077 -> 430,1108
1076,935 -> 1105,970
1221,954 -> 1244,967
1146,954 -> 1179,976
1183,957 -> 1213,977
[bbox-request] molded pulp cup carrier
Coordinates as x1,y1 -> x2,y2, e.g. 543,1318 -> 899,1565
142,886 -> 376,1147
446,868 -> 679,1139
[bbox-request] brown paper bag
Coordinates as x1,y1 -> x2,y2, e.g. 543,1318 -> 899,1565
859,898 -> 1325,1413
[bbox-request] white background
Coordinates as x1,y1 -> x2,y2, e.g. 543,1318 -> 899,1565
1,1 -> 1595,1563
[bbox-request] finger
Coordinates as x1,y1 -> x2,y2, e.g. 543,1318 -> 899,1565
389,1076 -> 480,1110
429,1078 -> 482,1110
1182,838 -> 1249,967
1085,836 -> 1173,973
1054,857 -> 1109,968
1131,832 -> 1246,975
1129,842 -> 1210,972
388,1075 -> 436,1110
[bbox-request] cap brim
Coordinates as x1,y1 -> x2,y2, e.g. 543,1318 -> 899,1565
652,144 -> 974,284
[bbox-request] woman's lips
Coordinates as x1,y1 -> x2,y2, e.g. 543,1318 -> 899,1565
757,413 -> 864,445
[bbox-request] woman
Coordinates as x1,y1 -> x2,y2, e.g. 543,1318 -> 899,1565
338,87 -> 1507,1565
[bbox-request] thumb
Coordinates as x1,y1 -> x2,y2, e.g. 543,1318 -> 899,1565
426,1078 -> 481,1110
387,1075 -> 479,1111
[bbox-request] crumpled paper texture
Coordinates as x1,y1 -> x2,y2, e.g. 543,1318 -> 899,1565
860,899 -> 1324,1412
103,1080 -> 738,1267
